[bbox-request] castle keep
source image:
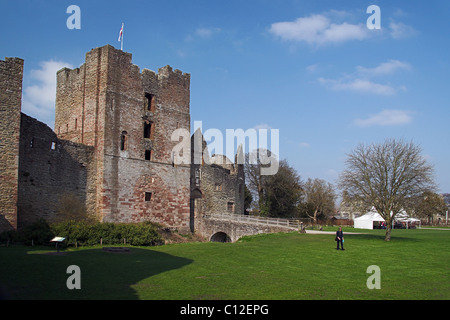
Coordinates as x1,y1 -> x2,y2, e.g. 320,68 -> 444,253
0,44 -> 244,234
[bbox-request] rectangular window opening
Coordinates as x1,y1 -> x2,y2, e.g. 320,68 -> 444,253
145,93 -> 155,112
227,202 -> 234,213
145,192 -> 152,202
120,131 -> 128,151
144,121 -> 152,139
145,150 -> 152,161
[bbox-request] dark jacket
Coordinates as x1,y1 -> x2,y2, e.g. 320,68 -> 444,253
336,230 -> 344,240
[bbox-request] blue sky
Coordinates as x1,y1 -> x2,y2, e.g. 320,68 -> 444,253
2,0 -> 450,193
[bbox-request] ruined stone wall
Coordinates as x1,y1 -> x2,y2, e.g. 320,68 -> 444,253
54,45 -> 191,230
199,163 -> 245,216
0,57 -> 23,232
17,114 -> 95,227
190,132 -> 245,233
56,46 -> 112,148
150,65 -> 190,164
101,46 -> 191,230
1,45 -> 244,235
103,157 -> 191,231
56,46 -> 114,220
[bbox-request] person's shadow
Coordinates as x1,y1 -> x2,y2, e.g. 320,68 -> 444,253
1,247 -> 193,300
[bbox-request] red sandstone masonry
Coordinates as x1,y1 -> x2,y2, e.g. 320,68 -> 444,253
0,45 -> 244,235
55,45 -> 192,230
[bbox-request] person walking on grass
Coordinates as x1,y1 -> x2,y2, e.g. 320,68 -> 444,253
336,227 -> 345,250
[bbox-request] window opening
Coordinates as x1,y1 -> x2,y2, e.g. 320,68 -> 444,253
120,131 -> 128,151
145,93 -> 155,112
145,150 -> 152,161
144,121 -> 152,139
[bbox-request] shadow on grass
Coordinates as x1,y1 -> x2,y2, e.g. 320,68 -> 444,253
0,246 -> 193,300
348,233 -> 421,242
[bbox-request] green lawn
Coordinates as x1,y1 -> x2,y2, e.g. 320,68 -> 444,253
0,228 -> 449,300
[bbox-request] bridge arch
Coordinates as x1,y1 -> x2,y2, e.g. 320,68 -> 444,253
210,232 -> 231,243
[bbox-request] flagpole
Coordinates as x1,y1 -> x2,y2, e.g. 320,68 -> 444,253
121,23 -> 124,51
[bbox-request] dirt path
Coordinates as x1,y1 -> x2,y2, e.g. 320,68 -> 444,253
305,230 -> 364,235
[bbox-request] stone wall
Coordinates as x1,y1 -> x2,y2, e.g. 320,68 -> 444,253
197,217 -> 292,242
0,45 -> 244,236
0,57 -> 23,232
17,114 -> 95,227
55,45 -> 192,231
199,162 -> 245,215
190,131 -> 246,234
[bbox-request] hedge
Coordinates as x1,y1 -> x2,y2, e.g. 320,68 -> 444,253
0,219 -> 163,247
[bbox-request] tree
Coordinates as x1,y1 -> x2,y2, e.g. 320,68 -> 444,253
244,148 -> 281,216
300,178 -> 337,224
244,150 -> 267,214
338,139 -> 436,241
413,191 -> 447,222
245,150 -> 302,217
262,160 -> 303,218
244,184 -> 253,213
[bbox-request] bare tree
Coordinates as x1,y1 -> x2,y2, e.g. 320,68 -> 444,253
338,139 -> 436,241
244,150 -> 268,213
413,191 -> 447,223
301,178 -> 337,224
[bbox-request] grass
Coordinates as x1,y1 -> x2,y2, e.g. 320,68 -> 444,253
0,228 -> 449,300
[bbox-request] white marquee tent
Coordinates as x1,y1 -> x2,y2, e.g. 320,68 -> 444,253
354,208 -> 421,229
354,211 -> 385,229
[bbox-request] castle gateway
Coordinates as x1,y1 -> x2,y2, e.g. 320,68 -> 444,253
0,44 -> 244,234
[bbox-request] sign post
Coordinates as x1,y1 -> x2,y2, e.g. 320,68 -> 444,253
50,237 -> 66,253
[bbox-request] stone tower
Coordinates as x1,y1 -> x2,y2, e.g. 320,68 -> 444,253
0,57 -> 24,232
55,45 -> 191,231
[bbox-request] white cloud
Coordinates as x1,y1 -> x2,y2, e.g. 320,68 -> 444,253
195,27 -> 221,39
269,13 -> 369,45
306,64 -> 319,73
318,78 -> 397,96
389,21 -> 417,39
22,60 -> 74,128
354,109 -> 414,127
318,59 -> 411,95
356,59 -> 411,77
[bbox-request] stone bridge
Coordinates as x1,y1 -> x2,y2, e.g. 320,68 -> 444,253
196,213 -> 303,242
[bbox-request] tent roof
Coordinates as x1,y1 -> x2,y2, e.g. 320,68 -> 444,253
354,211 -> 385,222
